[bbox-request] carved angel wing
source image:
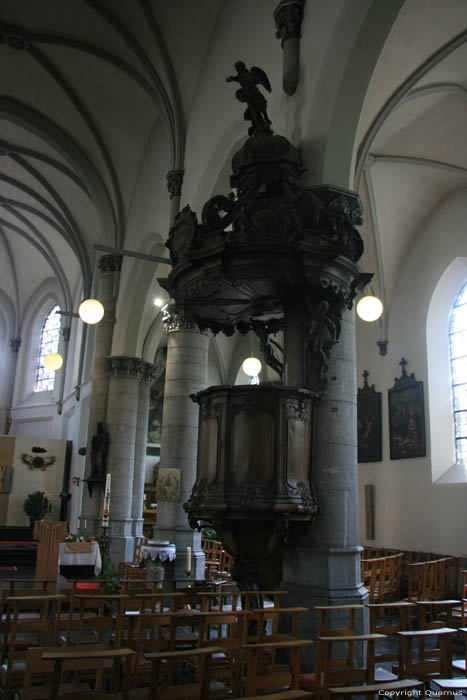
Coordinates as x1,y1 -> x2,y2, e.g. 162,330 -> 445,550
251,66 -> 271,92
21,453 -> 34,467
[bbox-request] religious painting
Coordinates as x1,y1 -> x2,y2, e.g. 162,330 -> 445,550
147,346 -> 167,445
357,371 -> 382,462
388,358 -> 426,460
157,468 -> 181,502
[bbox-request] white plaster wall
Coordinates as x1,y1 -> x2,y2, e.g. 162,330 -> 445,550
357,188 -> 467,556
7,436 -> 68,526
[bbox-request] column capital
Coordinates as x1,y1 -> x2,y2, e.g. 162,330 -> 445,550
166,170 -> 184,199
98,254 -> 122,273
10,336 -> 21,353
162,304 -> 197,333
106,356 -> 157,383
274,0 -> 305,46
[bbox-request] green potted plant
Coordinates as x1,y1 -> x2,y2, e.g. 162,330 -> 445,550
23,490 -> 52,529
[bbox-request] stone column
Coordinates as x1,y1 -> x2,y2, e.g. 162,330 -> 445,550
105,356 -> 151,563
155,307 -> 209,579
274,0 -> 306,96
282,307 -> 368,667
80,255 -> 121,534
132,363 -> 156,537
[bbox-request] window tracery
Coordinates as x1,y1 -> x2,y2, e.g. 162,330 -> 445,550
450,282 -> 467,466
35,305 -> 61,392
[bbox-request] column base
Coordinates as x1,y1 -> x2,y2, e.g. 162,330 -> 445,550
282,545 -> 368,671
132,518 -> 144,538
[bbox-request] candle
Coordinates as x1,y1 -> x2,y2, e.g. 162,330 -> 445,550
186,546 -> 192,572
102,473 -> 111,527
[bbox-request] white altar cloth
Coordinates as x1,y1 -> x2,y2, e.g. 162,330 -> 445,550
58,542 -> 102,575
141,541 -> 176,562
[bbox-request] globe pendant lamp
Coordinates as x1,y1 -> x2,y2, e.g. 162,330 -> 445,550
44,352 -> 63,370
242,356 -> 262,385
79,298 -> 104,324
356,295 -> 383,322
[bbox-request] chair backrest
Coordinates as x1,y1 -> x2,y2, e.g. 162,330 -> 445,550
72,594 -> 128,645
243,606 -> 307,645
317,633 -> 386,699
242,639 -> 313,697
22,644 -> 107,700
145,645 -> 223,700
239,589 -> 288,611
42,647 -> 135,700
1,594 -> 65,695
367,602 -> 415,664
133,536 -> 145,563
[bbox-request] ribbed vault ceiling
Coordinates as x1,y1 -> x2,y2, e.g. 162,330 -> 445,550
0,0 -> 221,331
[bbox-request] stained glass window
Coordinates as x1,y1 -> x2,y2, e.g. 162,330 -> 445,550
450,282 -> 467,465
35,305 -> 61,392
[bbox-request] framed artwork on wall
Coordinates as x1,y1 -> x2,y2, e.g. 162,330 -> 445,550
388,357 -> 426,460
357,371 -> 382,462
157,468 -> 181,502
147,346 -> 167,446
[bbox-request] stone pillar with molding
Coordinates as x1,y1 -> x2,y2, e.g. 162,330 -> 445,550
80,254 -> 122,534
274,0 -> 306,96
166,170 -> 184,225
132,362 -> 157,538
105,356 -> 155,563
281,189 -> 369,669
155,306 -> 208,579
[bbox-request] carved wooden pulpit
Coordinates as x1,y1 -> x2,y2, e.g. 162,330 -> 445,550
33,521 -> 67,583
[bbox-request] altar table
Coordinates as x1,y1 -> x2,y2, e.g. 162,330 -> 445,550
58,541 -> 102,575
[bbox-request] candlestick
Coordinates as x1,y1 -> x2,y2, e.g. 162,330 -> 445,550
102,473 -> 111,527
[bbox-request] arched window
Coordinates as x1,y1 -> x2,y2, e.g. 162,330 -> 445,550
35,305 -> 61,392
449,281 -> 467,466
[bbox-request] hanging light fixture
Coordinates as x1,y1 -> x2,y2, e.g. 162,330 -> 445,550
242,356 -> 262,385
79,299 -> 104,324
356,295 -> 383,322
44,352 -> 63,370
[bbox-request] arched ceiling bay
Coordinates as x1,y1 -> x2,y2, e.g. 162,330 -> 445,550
0,0 -> 222,333
355,0 -> 467,338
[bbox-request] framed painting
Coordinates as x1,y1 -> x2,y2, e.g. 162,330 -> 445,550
388,358 -> 426,460
157,468 -> 181,502
357,371 -> 382,462
147,346 -> 167,446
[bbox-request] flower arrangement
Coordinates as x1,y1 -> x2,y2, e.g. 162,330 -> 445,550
23,490 -> 52,526
63,533 -> 96,542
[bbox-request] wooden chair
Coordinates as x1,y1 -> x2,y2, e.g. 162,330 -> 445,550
124,611 -> 170,688
242,606 -> 307,647
367,601 -> 415,667
66,594 -> 127,646
432,627 -> 467,693
42,647 -> 135,700
241,639 -> 314,698
0,594 -> 65,697
196,610 -> 245,698
19,644 -> 107,699
316,633 -> 386,699
117,536 -> 147,578
299,604 -> 365,696
145,645 -> 226,700
397,626 -> 456,682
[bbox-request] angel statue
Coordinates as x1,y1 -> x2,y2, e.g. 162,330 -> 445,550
226,61 -> 272,136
